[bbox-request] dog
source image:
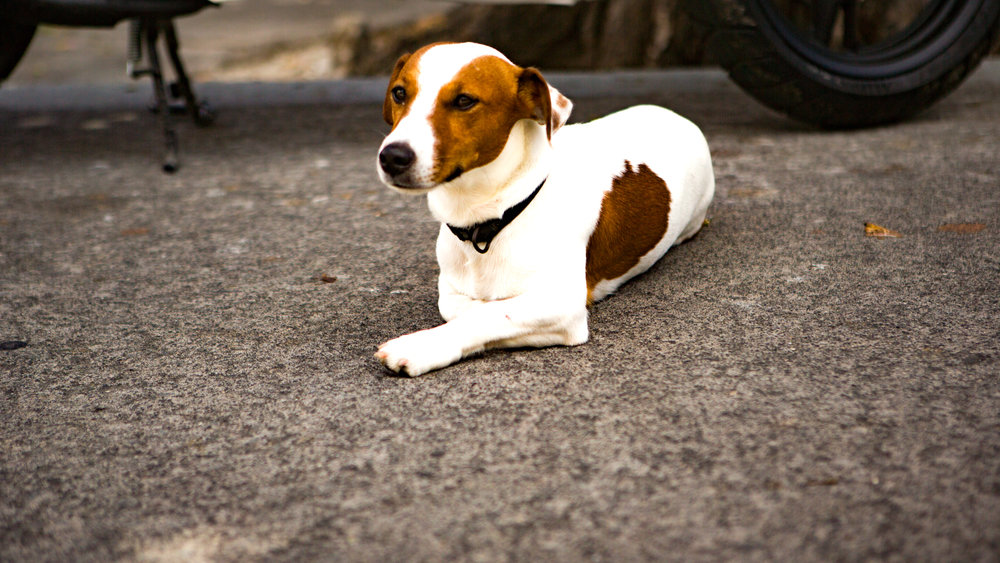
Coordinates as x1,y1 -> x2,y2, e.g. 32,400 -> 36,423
374,42 -> 714,376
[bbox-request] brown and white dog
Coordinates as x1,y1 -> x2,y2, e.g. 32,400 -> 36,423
374,42 -> 714,376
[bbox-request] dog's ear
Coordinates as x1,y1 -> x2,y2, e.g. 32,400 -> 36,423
383,53 -> 411,125
518,67 -> 572,139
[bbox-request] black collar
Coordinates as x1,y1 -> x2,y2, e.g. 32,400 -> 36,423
447,178 -> 546,254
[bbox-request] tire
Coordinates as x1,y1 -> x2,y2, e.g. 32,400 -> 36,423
688,0 -> 1000,128
0,19 -> 36,83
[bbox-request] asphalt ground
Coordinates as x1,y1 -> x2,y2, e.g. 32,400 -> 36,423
2,60 -> 999,560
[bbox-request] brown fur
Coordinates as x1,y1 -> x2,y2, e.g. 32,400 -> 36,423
383,52 -> 415,126
585,161 -> 671,301
427,56 -> 551,184
383,44 -> 553,185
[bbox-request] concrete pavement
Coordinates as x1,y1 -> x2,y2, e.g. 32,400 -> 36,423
2,60 -> 999,560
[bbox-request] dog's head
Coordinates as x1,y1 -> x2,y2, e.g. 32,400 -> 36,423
377,42 -> 572,192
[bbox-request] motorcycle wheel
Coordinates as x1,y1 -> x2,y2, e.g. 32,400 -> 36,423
689,0 -> 1000,128
1,19 -> 37,83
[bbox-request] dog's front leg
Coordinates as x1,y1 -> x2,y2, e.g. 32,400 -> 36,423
375,291 -> 588,376
437,278 -> 483,322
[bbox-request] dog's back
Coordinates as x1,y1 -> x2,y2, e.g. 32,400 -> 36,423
549,105 -> 714,302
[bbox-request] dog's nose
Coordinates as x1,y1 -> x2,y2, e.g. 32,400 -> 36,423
379,142 -> 416,177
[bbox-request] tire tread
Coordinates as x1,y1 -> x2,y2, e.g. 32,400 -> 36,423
685,0 -> 1000,128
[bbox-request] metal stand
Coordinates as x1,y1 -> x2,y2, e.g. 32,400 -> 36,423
127,18 -> 214,173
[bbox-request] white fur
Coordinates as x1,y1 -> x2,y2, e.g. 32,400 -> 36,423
375,43 -> 714,376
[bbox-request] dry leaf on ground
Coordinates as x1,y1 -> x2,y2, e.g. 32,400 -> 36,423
938,223 -> 986,234
864,223 -> 903,238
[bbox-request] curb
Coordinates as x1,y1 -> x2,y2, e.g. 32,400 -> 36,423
1,59 -> 997,112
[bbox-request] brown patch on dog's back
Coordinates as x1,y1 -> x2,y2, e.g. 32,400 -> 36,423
586,161 -> 671,300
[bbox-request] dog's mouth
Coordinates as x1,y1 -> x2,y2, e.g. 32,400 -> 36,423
383,175 -> 437,194
387,178 -> 422,190
379,167 -> 432,191
444,167 -> 464,183
377,161 -> 463,192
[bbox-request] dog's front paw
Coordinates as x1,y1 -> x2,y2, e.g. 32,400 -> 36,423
374,329 -> 463,377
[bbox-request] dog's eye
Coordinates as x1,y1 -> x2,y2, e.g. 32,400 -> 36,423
391,86 -> 407,104
452,94 -> 478,111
